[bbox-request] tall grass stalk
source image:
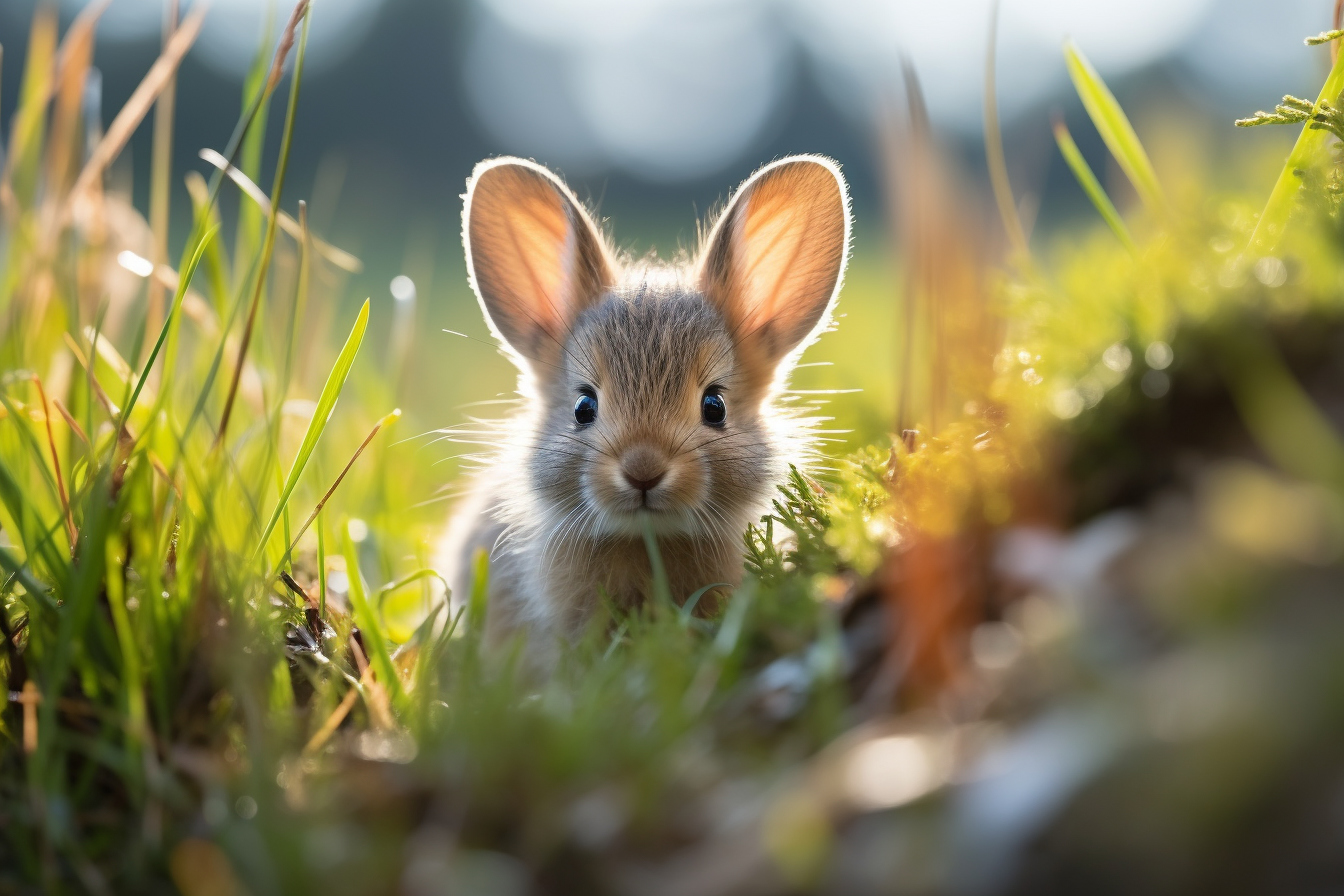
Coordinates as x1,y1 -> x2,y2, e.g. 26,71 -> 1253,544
216,2 -> 312,447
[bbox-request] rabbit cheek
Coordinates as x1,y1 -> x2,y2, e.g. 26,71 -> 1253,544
661,456 -> 708,510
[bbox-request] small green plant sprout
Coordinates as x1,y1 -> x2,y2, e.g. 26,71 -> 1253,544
1306,28 -> 1344,46
1235,94 -> 1344,142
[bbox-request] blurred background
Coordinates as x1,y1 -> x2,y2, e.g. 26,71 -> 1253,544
0,0 -> 1328,456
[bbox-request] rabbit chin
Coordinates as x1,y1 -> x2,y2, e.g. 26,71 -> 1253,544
585,503 -> 711,539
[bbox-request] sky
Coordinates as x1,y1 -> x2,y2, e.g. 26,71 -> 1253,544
14,0 -> 1336,183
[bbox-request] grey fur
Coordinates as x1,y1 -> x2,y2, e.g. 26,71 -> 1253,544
440,155 -> 851,643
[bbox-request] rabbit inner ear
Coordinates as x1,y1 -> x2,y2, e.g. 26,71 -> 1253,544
464,158 -> 612,369
699,156 -> 850,370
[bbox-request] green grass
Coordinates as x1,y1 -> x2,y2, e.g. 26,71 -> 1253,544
7,3 -> 1344,894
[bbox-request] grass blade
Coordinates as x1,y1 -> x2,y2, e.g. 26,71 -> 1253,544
0,451 -> 63,595
376,568 -> 448,611
409,603 -> 447,732
679,583 -> 730,627
1053,118 -> 1137,253
144,0 -> 180,351
1064,39 -> 1166,215
468,548 -> 490,632
232,10 -> 276,284
273,407 -> 400,574
343,522 -> 406,712
0,391 -> 62,511
641,515 -> 673,611
116,224 -> 218,442
1245,42 -> 1344,256
317,510 -> 327,620
983,0 -> 1029,261
215,2 -> 312,447
253,298 -> 370,562
1,9 -> 56,208
0,543 -> 55,612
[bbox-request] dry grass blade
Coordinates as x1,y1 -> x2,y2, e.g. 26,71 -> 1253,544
43,0 -> 107,199
82,326 -> 145,387
146,0 -> 181,351
303,664 -> 375,756
60,2 -> 207,227
49,0 -> 109,103
31,376 -> 75,553
349,638 -> 395,730
51,398 -> 89,447
74,352 -> 208,495
883,67 -> 996,433
879,66 -> 1002,700
198,149 -> 362,273
63,334 -> 180,497
1335,0 -> 1344,65
20,681 -> 39,754
269,0 -> 312,92
63,333 -> 124,422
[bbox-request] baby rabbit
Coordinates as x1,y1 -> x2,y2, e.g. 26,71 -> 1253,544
441,154 -> 850,642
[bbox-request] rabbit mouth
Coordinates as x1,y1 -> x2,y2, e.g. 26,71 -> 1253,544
593,506 -> 699,538
578,457 -> 711,535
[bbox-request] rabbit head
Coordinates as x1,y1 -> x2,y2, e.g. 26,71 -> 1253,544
462,155 -> 850,546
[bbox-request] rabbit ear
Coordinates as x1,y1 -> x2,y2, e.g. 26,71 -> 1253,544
464,158 -> 613,369
698,156 -> 850,370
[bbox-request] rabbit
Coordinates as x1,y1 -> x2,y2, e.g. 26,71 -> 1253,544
439,154 -> 851,644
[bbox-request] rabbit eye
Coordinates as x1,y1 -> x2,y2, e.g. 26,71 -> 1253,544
701,390 -> 726,426
574,392 -> 598,426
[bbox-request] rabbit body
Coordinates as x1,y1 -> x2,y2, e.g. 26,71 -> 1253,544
441,155 -> 850,641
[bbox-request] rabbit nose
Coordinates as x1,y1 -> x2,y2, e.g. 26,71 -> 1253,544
620,448 -> 667,493
623,470 -> 665,493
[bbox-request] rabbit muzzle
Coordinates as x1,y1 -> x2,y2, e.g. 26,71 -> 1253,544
619,446 -> 669,502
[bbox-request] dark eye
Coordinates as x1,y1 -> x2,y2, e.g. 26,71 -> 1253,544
574,392 -> 598,426
701,390 -> 726,426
